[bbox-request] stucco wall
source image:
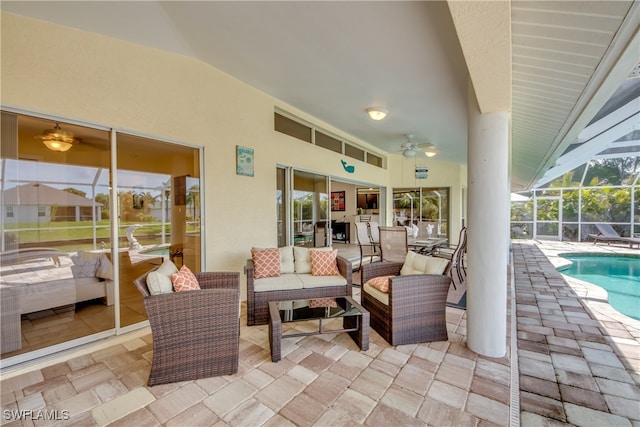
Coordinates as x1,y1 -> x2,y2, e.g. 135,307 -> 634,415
1,12 -> 467,299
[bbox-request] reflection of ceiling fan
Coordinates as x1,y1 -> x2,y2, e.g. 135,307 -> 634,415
36,122 -> 110,152
399,134 -> 438,158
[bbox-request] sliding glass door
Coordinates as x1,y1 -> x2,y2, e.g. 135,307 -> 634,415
0,111 -> 202,363
393,187 -> 450,241
277,167 -> 329,247
1,113 -> 115,358
115,133 -> 201,328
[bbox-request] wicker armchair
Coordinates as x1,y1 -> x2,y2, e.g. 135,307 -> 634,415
361,261 -> 451,346
134,269 -> 240,386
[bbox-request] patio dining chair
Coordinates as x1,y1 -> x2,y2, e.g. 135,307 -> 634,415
368,221 -> 381,248
433,227 -> 467,288
354,222 -> 380,272
378,226 -> 408,263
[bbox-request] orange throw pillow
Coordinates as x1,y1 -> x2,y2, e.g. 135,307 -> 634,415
251,248 -> 281,279
366,275 -> 395,293
171,265 -> 201,292
310,249 -> 340,276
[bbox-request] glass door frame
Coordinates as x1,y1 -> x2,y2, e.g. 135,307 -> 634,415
277,164 -> 387,247
0,108 -> 205,368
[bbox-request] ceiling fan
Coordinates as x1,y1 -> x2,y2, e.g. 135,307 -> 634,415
399,134 -> 438,158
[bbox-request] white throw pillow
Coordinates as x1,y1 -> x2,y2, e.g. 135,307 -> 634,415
147,259 -> 179,295
293,246 -> 333,274
400,251 -> 448,275
96,254 -> 114,280
70,250 -> 101,278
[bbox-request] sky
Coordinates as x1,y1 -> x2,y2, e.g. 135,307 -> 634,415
1,159 -> 171,196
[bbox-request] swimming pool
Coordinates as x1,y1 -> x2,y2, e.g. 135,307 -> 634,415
139,247 -> 170,257
559,254 -> 640,321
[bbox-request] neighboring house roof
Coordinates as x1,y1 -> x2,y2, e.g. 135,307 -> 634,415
2,183 -> 102,207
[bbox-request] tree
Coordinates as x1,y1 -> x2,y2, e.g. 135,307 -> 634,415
95,193 -> 110,220
583,158 -> 639,186
49,204 -> 59,226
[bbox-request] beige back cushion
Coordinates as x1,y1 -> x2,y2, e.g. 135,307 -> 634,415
400,251 -> 448,276
279,246 -> 295,273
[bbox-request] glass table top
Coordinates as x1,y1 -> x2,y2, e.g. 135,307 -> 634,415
274,296 -> 362,323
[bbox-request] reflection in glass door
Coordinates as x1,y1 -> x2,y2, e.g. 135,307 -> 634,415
276,167 -> 288,247
0,111 -> 202,364
393,187 -> 450,241
277,167 -> 329,247
293,171 -> 328,247
1,112 -> 114,360
116,133 -> 201,328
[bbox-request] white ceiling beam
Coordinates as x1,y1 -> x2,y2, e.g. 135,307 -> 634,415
535,109 -> 640,187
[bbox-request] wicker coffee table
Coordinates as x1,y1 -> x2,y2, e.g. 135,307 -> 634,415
268,296 -> 369,362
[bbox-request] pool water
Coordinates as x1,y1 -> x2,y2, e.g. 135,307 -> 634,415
559,254 -> 640,321
139,248 -> 170,257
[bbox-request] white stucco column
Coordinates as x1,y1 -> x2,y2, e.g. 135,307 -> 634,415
466,93 -> 510,358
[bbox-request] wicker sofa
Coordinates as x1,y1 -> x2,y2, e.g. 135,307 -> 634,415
361,252 -> 451,346
245,246 -> 352,326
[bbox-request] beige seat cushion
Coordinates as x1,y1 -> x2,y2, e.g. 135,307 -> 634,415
253,274 -> 304,292
363,283 -> 389,305
297,273 -> 347,289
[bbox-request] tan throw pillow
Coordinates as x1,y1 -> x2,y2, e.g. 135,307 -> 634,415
251,248 -> 281,279
365,275 -> 394,293
147,259 -> 179,295
310,249 -> 340,276
171,265 -> 201,292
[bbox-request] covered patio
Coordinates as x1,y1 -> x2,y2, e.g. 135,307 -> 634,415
2,241 -> 638,426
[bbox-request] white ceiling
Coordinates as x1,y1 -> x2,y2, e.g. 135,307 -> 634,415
2,1 -> 639,190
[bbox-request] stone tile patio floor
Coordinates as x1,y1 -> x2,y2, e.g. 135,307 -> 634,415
1,241 -> 638,426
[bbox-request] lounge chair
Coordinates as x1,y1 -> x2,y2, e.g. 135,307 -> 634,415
0,247 -> 67,267
588,223 -> 640,248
